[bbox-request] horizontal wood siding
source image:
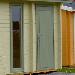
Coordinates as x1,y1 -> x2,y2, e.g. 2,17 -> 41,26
0,2 -> 10,75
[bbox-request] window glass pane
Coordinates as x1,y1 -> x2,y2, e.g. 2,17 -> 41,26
12,6 -> 21,21
11,5 -> 22,68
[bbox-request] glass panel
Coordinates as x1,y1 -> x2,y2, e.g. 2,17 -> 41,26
11,5 -> 22,68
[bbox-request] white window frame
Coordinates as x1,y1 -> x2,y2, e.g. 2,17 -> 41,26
10,4 -> 24,73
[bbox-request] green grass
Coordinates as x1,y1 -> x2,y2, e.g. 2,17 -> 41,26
57,68 -> 75,73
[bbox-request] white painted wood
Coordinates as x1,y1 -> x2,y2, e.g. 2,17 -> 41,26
10,5 -> 24,72
32,3 -> 36,72
23,3 -> 32,20
0,3 -> 10,24
36,5 -> 55,70
54,5 -> 62,69
0,24 -> 10,28
57,5 -> 62,69
23,3 -> 33,72
60,5 -> 62,69
0,3 -> 10,75
54,6 -> 58,69
0,28 -> 10,32
0,20 -> 10,24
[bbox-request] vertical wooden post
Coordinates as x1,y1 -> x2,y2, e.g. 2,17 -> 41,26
74,13 -> 75,64
32,3 -> 36,72
62,10 -> 68,66
69,12 -> 74,66
24,3 -> 33,72
66,11 -> 70,65
54,5 -> 62,69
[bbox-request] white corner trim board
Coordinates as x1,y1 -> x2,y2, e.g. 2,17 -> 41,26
23,3 -> 33,72
32,3 -> 37,72
54,5 -> 62,69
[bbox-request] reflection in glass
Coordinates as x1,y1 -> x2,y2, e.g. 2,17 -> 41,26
11,6 -> 22,68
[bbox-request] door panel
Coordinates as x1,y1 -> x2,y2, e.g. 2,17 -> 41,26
36,6 -> 54,70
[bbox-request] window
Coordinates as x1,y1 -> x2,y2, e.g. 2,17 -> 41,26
10,5 -> 23,71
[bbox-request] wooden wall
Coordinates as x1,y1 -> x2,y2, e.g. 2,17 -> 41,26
61,10 -> 74,66
0,2 -> 10,75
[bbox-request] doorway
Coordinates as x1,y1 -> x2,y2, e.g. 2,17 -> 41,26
36,5 -> 55,70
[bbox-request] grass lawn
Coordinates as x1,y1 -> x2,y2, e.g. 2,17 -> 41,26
57,68 -> 75,73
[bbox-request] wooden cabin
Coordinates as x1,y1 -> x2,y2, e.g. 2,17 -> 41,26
0,0 -> 62,75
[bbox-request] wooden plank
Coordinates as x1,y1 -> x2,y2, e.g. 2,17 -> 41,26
0,3 -> 10,75
6,69 -> 56,75
69,12 -> 74,66
32,3 -> 37,72
66,11 -> 71,66
7,73 -> 24,75
74,12 -> 75,64
23,3 -> 33,72
54,5 -> 62,69
25,69 -> 56,74
62,10 -> 74,66
65,11 -> 74,66
33,69 -> 56,73
62,10 -> 69,66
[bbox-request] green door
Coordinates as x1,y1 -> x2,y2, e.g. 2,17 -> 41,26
36,5 -> 54,70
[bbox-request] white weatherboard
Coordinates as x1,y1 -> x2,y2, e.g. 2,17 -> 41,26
0,3 -> 10,75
